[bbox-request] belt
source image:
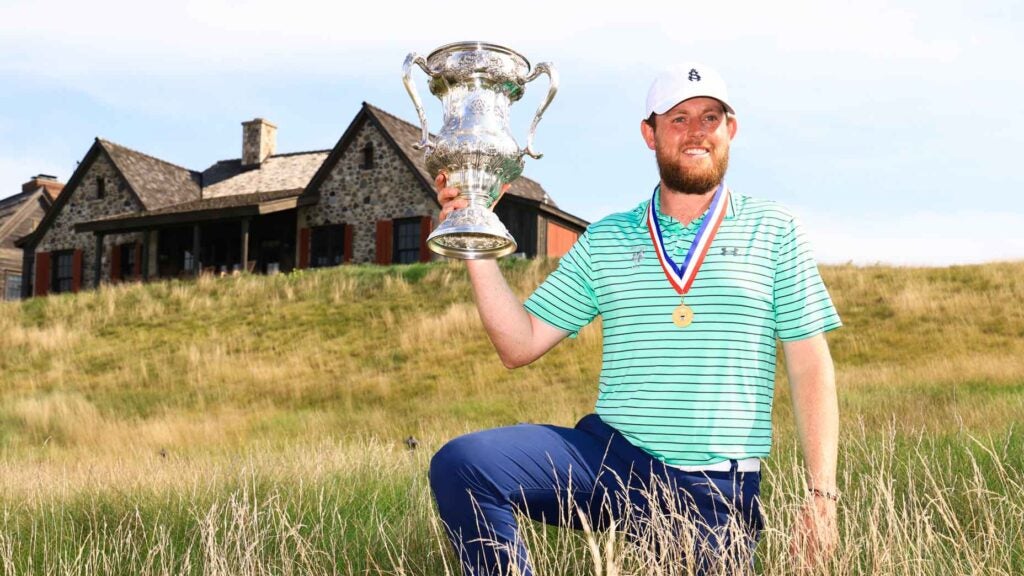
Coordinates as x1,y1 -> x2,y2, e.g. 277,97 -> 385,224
669,457 -> 760,473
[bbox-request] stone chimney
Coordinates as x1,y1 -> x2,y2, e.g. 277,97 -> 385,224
241,118 -> 277,167
22,174 -> 64,201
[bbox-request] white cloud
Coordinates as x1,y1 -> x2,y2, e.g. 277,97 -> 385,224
0,0 -> 986,76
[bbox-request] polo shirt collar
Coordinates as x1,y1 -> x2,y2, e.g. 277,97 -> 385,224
645,183 -> 736,231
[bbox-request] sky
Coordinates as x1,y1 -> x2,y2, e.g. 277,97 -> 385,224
1,0 -> 1021,266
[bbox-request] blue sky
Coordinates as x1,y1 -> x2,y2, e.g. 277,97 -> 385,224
1,0 -> 1021,266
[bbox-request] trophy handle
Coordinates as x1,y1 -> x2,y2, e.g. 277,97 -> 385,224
521,62 -> 559,160
402,52 -> 436,152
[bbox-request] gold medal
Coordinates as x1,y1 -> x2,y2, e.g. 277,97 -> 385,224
672,301 -> 694,328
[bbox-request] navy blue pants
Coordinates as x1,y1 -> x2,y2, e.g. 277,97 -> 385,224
429,414 -> 762,576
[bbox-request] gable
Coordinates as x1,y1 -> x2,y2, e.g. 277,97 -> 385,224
304,119 -> 436,222
302,107 -> 429,204
36,151 -> 145,254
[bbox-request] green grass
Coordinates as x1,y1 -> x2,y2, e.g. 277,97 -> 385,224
1,259 -> 1023,575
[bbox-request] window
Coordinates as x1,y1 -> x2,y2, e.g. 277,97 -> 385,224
393,218 -> 420,264
51,251 -> 74,294
120,244 -> 137,279
96,176 -> 106,199
359,142 -> 374,170
311,225 -> 346,268
4,274 -> 21,301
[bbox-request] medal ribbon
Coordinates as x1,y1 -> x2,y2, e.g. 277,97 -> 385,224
646,183 -> 729,296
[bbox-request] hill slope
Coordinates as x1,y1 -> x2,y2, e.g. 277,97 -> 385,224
2,259 -> 1022,455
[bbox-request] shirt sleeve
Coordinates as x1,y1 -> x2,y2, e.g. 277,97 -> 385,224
524,229 -> 600,338
773,215 -> 842,341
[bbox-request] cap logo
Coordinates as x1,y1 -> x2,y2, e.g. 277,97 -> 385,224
688,69 -> 701,81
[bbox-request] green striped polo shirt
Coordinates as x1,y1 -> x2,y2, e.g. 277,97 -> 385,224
524,188 -> 842,466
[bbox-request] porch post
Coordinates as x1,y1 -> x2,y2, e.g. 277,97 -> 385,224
241,218 -> 250,273
192,224 -> 201,276
141,230 -> 150,281
93,233 -> 105,289
148,230 -> 159,279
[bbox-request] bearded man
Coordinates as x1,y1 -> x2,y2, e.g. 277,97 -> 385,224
429,63 -> 841,576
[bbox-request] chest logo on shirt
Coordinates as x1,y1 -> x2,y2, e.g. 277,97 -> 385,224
631,248 -> 645,269
720,247 -> 740,257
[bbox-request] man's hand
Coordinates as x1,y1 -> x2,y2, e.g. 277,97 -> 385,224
790,494 -> 838,571
434,172 -> 510,222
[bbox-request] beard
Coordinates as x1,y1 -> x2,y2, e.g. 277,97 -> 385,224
656,144 -> 730,196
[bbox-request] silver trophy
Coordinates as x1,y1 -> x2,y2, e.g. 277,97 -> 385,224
403,41 -> 558,259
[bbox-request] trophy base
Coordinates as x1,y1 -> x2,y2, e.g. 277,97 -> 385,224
427,206 -> 517,259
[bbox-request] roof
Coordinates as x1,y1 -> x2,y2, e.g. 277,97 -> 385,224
74,146 -> 330,233
201,150 -> 330,199
0,189 -> 45,243
0,189 -> 37,220
363,103 -> 558,207
98,139 -> 201,210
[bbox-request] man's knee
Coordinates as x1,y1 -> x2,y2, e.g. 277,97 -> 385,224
430,430 -> 503,496
430,434 -> 470,487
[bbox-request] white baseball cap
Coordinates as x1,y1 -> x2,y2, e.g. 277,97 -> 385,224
644,63 -> 735,119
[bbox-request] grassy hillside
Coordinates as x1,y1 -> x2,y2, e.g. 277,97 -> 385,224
1,259 -> 1023,575
0,260 -> 601,455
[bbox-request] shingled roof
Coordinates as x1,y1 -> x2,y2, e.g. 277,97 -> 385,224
77,147 -> 332,232
363,103 -> 558,207
98,139 -> 201,210
0,189 -> 45,245
0,190 -> 35,225
201,150 -> 330,199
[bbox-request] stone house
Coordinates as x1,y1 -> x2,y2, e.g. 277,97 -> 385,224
18,103 -> 588,297
1,175 -> 63,300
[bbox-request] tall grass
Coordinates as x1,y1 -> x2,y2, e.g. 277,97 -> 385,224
2,427 -> 1020,575
1,260 -> 1022,574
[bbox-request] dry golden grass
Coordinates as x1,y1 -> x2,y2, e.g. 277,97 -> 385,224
0,260 -> 1022,575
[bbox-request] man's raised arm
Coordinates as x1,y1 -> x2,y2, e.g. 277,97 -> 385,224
436,175 -> 569,368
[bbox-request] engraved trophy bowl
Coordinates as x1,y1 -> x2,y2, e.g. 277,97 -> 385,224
403,41 -> 558,259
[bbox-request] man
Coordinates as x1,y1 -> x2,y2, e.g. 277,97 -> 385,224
430,63 -> 841,575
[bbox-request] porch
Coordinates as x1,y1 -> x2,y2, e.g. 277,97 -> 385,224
76,190 -> 302,287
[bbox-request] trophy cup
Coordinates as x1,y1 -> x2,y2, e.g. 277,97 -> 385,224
402,41 -> 558,259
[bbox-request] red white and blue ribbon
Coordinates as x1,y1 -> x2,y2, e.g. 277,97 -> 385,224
646,183 -> 729,296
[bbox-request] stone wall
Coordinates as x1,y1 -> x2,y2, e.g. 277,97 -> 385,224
299,121 -> 437,264
36,153 -> 145,288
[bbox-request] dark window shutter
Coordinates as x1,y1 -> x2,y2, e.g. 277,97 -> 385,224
71,249 -> 84,293
343,224 -> 354,263
298,227 -> 311,269
34,252 -> 50,297
419,216 -> 432,263
110,244 -> 122,282
133,243 -> 143,279
375,220 -> 393,265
